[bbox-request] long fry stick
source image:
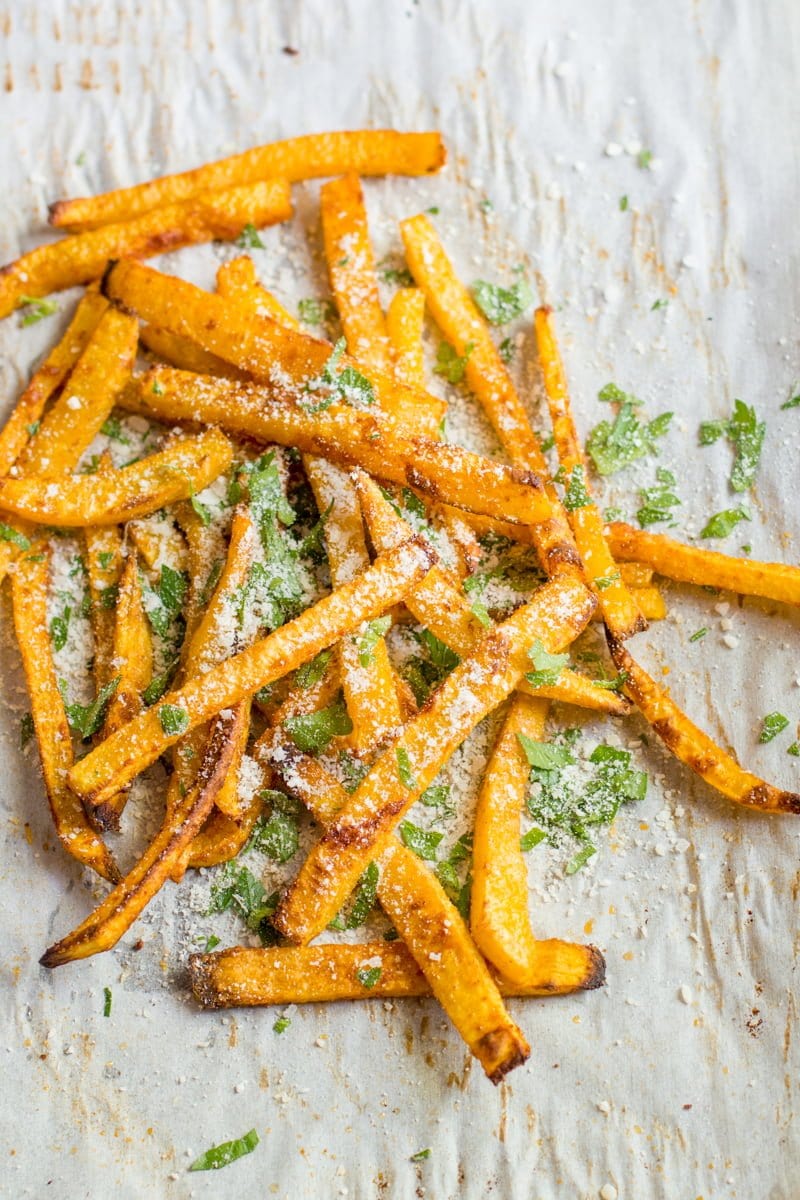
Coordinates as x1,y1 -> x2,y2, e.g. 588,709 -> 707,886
0,285 -> 108,475
50,130 -> 446,231
216,257 -> 402,750
190,941 -> 605,1008
606,521 -> 800,607
68,537 -> 435,807
122,367 -> 551,529
386,287 -> 426,387
84,521 -> 124,693
273,574 -> 596,945
11,550 -> 118,883
139,324 -> 244,379
0,181 -> 292,318
320,173 -> 393,374
0,430 -> 233,527
40,711 -> 241,967
262,739 -> 530,1082
354,470 -> 630,716
103,259 -> 446,436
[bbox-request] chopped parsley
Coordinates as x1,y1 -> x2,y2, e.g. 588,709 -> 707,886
520,827 -> 546,852
284,694 -> 353,754
561,465 -> 592,511
420,783 -> 454,819
102,987 -> 112,1018
595,571 -> 621,591
295,648 -> 333,690
189,1128 -> 259,1172
19,295 -> 58,325
100,416 -> 130,444
525,640 -> 569,688
401,628 -> 461,705
378,257 -> 414,286
781,385 -> 800,411
356,616 -> 392,667
689,627 -> 709,642
637,149 -> 653,169
636,468 -> 681,527
329,861 -> 380,930
471,278 -> 533,325
50,605 -> 72,651
356,965 -> 382,989
587,384 -> 673,475
199,934 -> 220,953
144,563 -> 188,639
651,298 -> 669,311
190,495 -> 212,526
19,712 -> 34,749
0,523 -> 31,549
158,704 -> 189,736
699,399 -> 765,492
235,223 -> 265,249
208,863 -> 279,944
142,658 -> 180,706
788,742 -> 800,757
61,676 -> 120,740
399,820 -> 442,860
517,735 -> 575,771
410,1148 -> 431,1162
298,298 -> 336,326
499,337 -> 515,364
273,1015 -> 291,1034
565,844 -> 597,874
434,340 -> 474,384
759,712 -> 790,744
396,747 -> 417,789
619,195 -> 629,212
97,550 -> 114,570
247,791 -> 300,863
700,506 -> 750,539
302,338 -> 375,411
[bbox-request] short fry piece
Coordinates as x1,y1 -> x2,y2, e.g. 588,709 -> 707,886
606,521 -> 800,607
84,521 -> 123,692
50,130 -> 446,231
123,367 -> 551,529
0,181 -> 292,318
273,573 -> 596,945
103,259 -> 445,437
607,633 -> 800,815
386,287 -> 425,386
535,305 -> 645,636
216,255 -> 301,328
189,941 -> 605,1008
321,173 -> 393,373
263,741 -> 529,1082
11,550 -> 118,883
40,711 -> 241,967
68,537 -> 435,808
0,285 -> 108,475
0,429 -> 233,527
89,554 -> 153,830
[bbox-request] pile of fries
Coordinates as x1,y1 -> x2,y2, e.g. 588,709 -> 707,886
4,129 -> 798,1085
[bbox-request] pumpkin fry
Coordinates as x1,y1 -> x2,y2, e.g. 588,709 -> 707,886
535,305 -> 645,636
189,941 -> 605,1009
606,633 -> 800,815
11,550 -> 119,883
0,181 -> 292,318
89,554 -> 153,830
321,173 -> 393,374
262,739 -> 530,1082
354,470 -> 630,717
606,521 -> 800,607
40,710 -> 242,967
386,287 -> 426,386
84,514 -> 124,693
50,130 -> 446,231
139,324 -> 244,379
103,259 -> 445,435
273,573 -> 596,946
0,429 -> 233,527
122,366 -> 551,528
68,537 -> 435,808
0,284 -> 108,475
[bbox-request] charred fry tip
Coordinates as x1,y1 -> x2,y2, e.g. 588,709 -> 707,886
581,944 -> 607,991
86,800 -> 122,834
479,1029 -> 531,1085
187,954 -> 218,1007
744,785 -> 800,816
99,259 -> 121,300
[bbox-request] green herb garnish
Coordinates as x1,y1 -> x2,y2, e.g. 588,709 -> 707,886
295,648 -> 333,690
689,627 -> 708,642
50,606 -> 72,651
298,298 -> 336,326
399,820 -> 442,860
0,523 -> 31,549
587,385 -> 672,475
356,965 -> 382,989
236,223 -> 265,249
284,694 -> 353,754
189,1129 -> 259,1172
472,278 -> 533,325
525,639 -> 569,688
434,340 -> 474,384
561,465 -> 592,511
700,507 -> 750,539
699,399 -> 765,492
356,616 -> 392,667
411,1148 -> 431,1163
19,295 -> 58,325
759,712 -> 790,743
637,468 -> 681,527
62,676 -> 120,740
248,791 -> 300,863
273,1016 -> 291,1034
102,987 -> 112,1017
158,704 -> 189,736
396,747 -> 416,789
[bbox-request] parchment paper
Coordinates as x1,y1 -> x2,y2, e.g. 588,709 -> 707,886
0,2 -> 798,1197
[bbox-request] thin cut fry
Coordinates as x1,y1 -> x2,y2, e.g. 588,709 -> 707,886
355,470 -> 630,716
607,633 -> 800,815
321,173 -> 393,373
123,367 -> 551,529
535,305 -> 645,635
0,285 -> 108,475
0,181 -> 292,318
386,287 -> 425,386
606,521 -> 800,607
189,941 -> 605,1008
84,523 -> 123,692
0,429 -> 233,527
11,550 -> 118,883
40,711 -> 241,967
262,740 -> 529,1082
103,259 -> 445,437
50,130 -> 446,231
273,573 -> 596,945
68,537 -> 435,808
90,554 -> 154,830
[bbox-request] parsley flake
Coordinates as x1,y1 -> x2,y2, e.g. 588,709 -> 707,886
699,400 -> 765,492
102,987 -> 112,1017
158,704 -> 189,736
62,676 -> 120,740
19,295 -> 58,325
434,340 -> 474,384
396,747 -> 416,789
189,1129 -> 260,1172
759,712 -> 790,744
472,278 -> 533,325
525,640 -> 569,688
284,694 -> 353,754
700,507 -> 750,539
0,523 -> 31,549
235,223 -> 265,249
587,384 -> 673,475
356,965 -> 382,989
399,820 -> 442,860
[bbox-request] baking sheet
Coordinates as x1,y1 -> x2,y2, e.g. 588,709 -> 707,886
1,2 -> 799,1197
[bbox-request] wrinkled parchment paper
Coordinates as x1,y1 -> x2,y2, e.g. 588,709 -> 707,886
1,2 -> 799,1197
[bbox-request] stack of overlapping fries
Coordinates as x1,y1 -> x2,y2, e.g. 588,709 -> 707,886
3,130 -> 798,1085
